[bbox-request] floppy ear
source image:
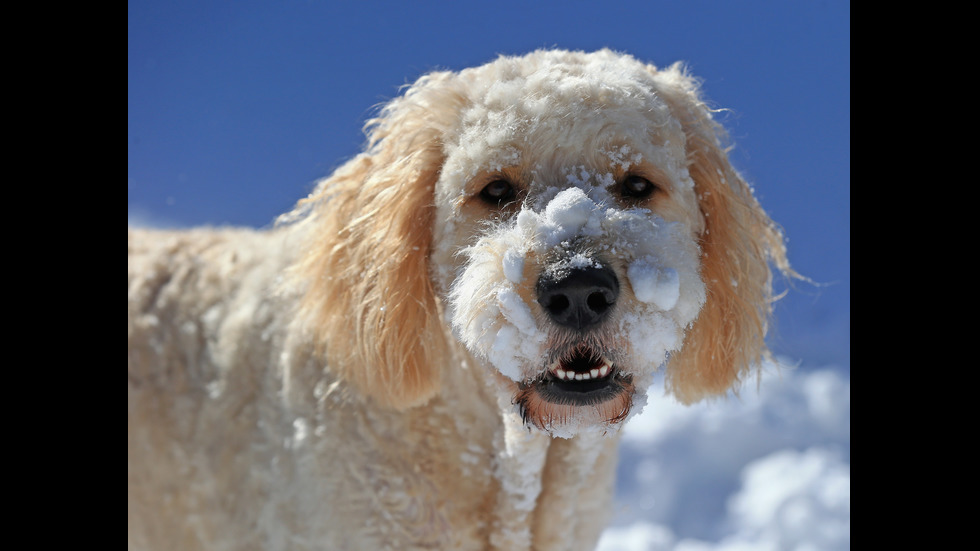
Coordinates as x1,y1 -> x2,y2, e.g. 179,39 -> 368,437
286,71 -> 465,409
651,64 -> 795,404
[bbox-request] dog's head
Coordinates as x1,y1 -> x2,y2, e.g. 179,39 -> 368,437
287,49 -> 791,436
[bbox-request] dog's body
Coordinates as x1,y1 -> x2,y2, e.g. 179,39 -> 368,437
128,49 -> 792,550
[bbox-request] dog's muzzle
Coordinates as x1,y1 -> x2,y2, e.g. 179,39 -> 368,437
515,264 -> 635,433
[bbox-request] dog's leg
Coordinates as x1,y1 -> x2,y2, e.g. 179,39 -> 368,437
488,404 -> 550,551
532,433 -> 619,550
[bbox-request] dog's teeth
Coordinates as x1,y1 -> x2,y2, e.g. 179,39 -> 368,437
550,356 -> 615,381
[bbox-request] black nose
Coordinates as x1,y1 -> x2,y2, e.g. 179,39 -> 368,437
536,265 -> 619,331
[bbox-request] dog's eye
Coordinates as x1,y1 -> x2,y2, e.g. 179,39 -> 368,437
479,179 -> 516,205
620,175 -> 656,199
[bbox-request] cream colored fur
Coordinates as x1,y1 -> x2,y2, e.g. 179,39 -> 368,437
128,49 -> 793,550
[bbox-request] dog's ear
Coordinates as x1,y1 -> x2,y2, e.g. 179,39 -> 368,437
650,64 -> 795,404
286,72 -> 465,409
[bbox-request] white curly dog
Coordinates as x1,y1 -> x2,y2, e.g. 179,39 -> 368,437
128,49 -> 793,550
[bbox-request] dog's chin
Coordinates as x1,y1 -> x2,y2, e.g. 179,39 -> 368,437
512,345 -> 636,436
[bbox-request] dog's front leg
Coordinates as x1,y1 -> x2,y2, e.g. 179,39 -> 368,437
488,405 -> 550,550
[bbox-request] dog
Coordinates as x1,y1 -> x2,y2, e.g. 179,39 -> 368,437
128,49 -> 793,550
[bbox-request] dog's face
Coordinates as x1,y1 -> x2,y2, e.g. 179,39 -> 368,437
430,54 -> 710,436
295,50 -> 789,434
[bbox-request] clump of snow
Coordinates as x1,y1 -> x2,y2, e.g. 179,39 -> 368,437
522,184 -> 605,247
569,252 -> 600,269
291,417 -> 309,447
447,209 -> 546,380
618,314 -> 681,374
601,144 -> 644,171
628,257 -> 681,310
491,288 -> 542,381
502,248 -> 525,283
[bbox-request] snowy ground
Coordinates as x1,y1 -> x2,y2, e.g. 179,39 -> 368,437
597,361 -> 850,551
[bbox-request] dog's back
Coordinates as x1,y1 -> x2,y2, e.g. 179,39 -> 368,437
127,228 -> 502,550
128,228 -> 295,549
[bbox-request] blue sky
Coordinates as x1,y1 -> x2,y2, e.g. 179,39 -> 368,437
128,1 -> 850,370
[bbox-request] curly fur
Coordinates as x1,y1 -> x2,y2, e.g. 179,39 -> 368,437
128,49 -> 793,550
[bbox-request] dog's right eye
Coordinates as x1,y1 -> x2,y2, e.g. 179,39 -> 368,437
621,175 -> 657,199
479,179 -> 516,205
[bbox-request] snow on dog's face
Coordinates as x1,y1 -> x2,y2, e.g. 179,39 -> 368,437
430,51 -> 708,436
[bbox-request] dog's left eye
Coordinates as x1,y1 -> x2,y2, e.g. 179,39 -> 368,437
620,175 -> 656,199
479,179 -> 516,205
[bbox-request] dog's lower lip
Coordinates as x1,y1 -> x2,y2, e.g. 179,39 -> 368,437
514,368 -> 635,430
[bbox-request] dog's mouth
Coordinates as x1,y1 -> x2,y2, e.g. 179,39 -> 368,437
514,345 -> 635,433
